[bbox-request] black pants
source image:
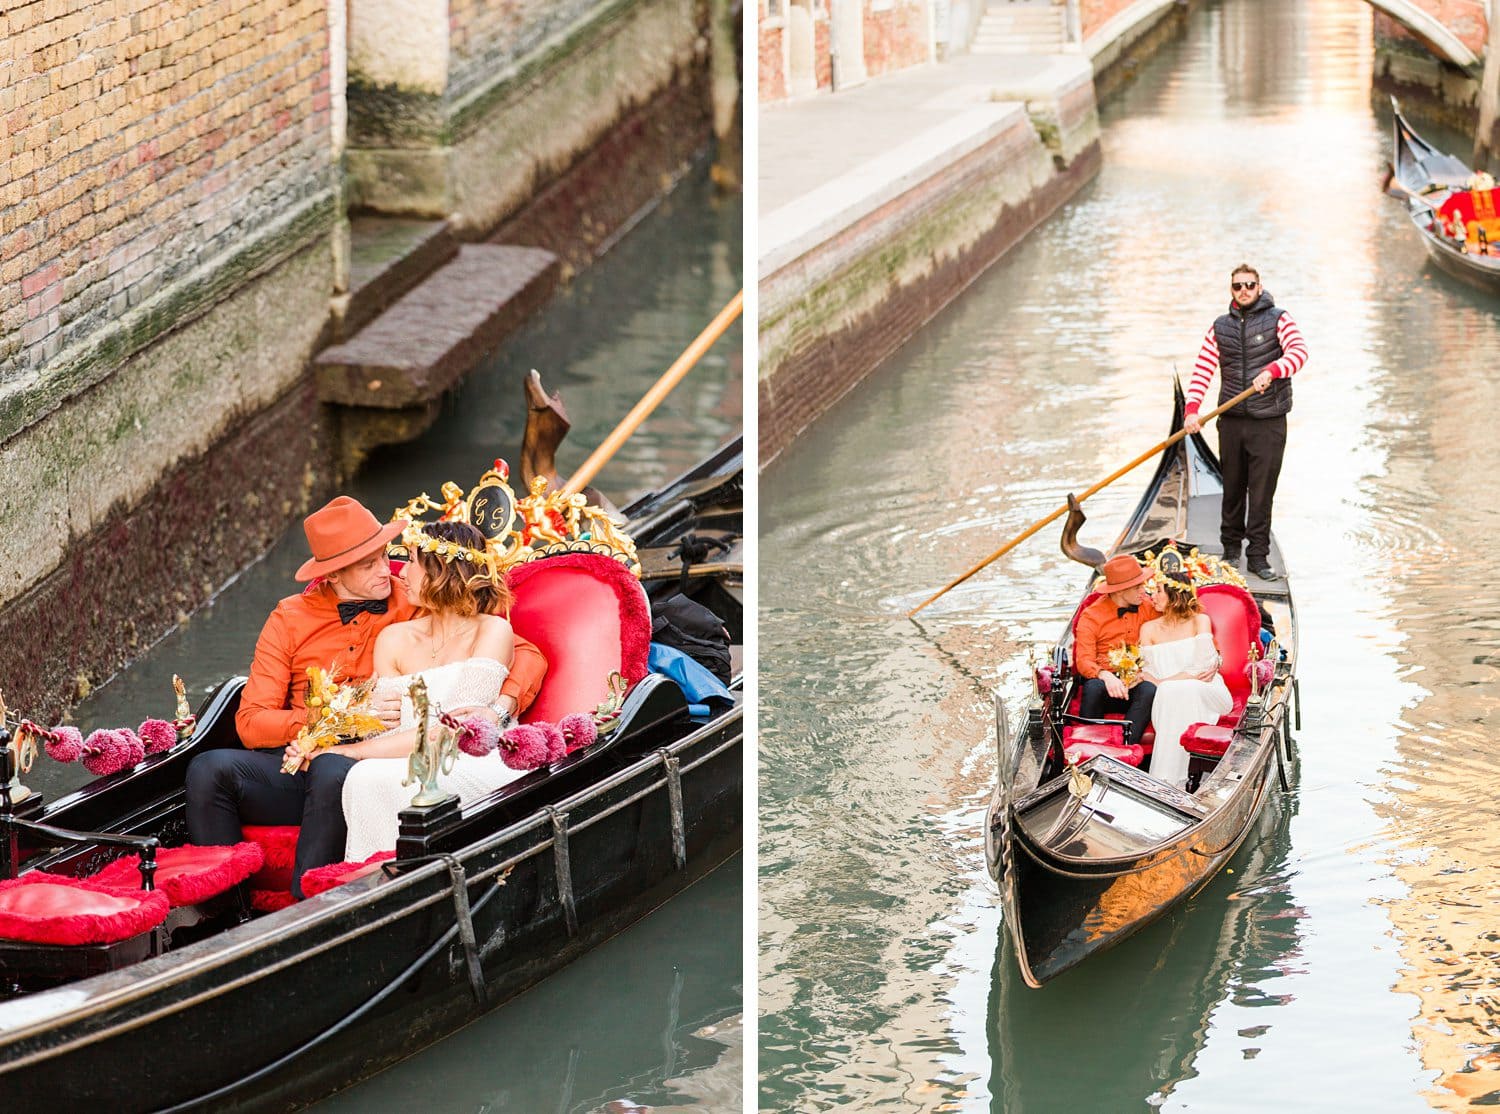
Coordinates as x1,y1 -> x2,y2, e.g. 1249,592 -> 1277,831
185,749 -> 357,899
1078,678 -> 1156,747
1218,415 -> 1286,563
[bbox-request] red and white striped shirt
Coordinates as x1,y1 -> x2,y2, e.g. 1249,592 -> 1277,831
1185,311 -> 1308,414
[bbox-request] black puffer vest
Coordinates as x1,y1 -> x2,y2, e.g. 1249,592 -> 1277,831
1213,290 -> 1292,420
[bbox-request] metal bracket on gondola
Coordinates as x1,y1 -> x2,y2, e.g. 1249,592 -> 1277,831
547,807 -> 578,937
440,854 -> 486,1005
659,749 -> 687,871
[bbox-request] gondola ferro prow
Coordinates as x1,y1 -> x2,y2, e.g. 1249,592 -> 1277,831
520,369 -> 619,516
1060,494 -> 1108,571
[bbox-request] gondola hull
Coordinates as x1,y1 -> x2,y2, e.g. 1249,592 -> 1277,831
1001,729 -> 1280,986
0,442 -> 744,1111
1408,209 -> 1500,294
985,392 -> 1298,987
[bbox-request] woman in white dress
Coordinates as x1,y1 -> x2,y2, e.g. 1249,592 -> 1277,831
320,521 -> 524,861
1139,567 -> 1231,790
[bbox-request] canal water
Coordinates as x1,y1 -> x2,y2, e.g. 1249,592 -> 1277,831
760,1 -> 1500,1110
57,160 -> 743,1110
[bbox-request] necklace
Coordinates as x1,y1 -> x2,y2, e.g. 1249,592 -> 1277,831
427,617 -> 473,661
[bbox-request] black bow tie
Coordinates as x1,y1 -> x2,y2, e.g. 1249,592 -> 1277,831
337,598 -> 388,625
1117,604 -> 1140,618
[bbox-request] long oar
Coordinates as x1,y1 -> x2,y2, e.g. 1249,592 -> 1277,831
906,384 -> 1260,618
561,290 -> 743,497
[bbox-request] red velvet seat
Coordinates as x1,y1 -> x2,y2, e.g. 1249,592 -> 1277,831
508,553 -> 651,725
1179,583 -> 1260,758
89,843 -> 264,908
0,873 -> 170,946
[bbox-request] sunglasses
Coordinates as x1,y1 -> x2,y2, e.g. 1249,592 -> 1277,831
1231,280 -> 1259,291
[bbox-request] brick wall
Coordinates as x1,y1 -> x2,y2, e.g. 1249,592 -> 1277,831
1080,0 -> 1143,41
1,0 -> 335,392
815,16 -> 833,89
863,1 -> 929,78
1373,1 -> 1486,56
760,6 -> 788,101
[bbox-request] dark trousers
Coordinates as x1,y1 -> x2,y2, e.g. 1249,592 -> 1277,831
185,749 -> 357,899
1218,415 -> 1286,563
1078,678 -> 1156,747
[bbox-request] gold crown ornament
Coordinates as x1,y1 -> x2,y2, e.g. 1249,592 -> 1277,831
390,459 -> 640,577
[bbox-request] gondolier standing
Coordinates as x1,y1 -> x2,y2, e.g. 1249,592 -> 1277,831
1183,264 -> 1308,580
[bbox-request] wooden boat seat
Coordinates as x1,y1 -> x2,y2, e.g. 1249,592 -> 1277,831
89,843 -> 264,908
508,553 -> 651,724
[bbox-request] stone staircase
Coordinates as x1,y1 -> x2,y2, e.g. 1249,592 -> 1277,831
972,1 -> 1070,54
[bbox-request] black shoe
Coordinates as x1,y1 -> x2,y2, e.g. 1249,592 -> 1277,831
1247,560 -> 1279,580
1221,546 -> 1240,565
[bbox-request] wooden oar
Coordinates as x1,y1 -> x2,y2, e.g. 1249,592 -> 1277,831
906,383 -> 1260,618
561,290 -> 743,497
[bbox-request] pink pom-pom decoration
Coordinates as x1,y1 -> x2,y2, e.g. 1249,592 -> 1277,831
558,713 -> 597,754
454,716 -> 500,757
499,724 -> 551,771
117,729 -> 146,767
81,730 -> 126,777
44,725 -> 84,764
539,723 -> 567,762
138,719 -> 178,755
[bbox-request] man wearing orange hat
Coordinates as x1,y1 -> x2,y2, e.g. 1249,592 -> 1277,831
1073,554 -> 1159,749
186,496 -> 547,896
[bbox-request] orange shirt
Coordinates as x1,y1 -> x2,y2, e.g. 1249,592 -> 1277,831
235,579 -> 547,748
1073,596 -> 1159,680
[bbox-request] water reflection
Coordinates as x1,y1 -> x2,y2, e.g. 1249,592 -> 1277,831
315,860 -> 743,1113
760,0 -> 1500,1108
990,786 -> 1304,1111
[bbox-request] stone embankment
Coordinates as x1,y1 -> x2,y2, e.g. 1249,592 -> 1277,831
0,0 -> 737,721
758,2 -> 1189,466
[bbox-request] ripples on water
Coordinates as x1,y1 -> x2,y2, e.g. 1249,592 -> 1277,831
761,0 -> 1500,1108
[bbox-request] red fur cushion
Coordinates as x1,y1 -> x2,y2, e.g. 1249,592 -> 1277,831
299,851 -> 396,898
90,843 -> 265,908
242,825 -> 299,892
0,873 -> 170,945
508,554 -> 651,724
250,889 -> 297,913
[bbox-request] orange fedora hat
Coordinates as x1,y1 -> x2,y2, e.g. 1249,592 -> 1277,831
295,496 -> 406,581
1098,554 -> 1149,593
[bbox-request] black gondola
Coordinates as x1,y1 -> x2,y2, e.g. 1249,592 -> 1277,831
1388,98 -> 1500,294
0,438 -> 743,1111
983,388 -> 1300,988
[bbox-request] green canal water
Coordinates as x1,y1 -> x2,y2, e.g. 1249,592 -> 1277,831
759,1 -> 1500,1110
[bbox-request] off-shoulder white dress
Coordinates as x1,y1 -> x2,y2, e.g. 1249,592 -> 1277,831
1142,633 -> 1231,790
342,656 -> 523,861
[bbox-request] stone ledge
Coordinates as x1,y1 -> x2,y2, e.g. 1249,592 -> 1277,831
0,187 -> 339,446
314,244 -> 559,409
337,217 -> 458,342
